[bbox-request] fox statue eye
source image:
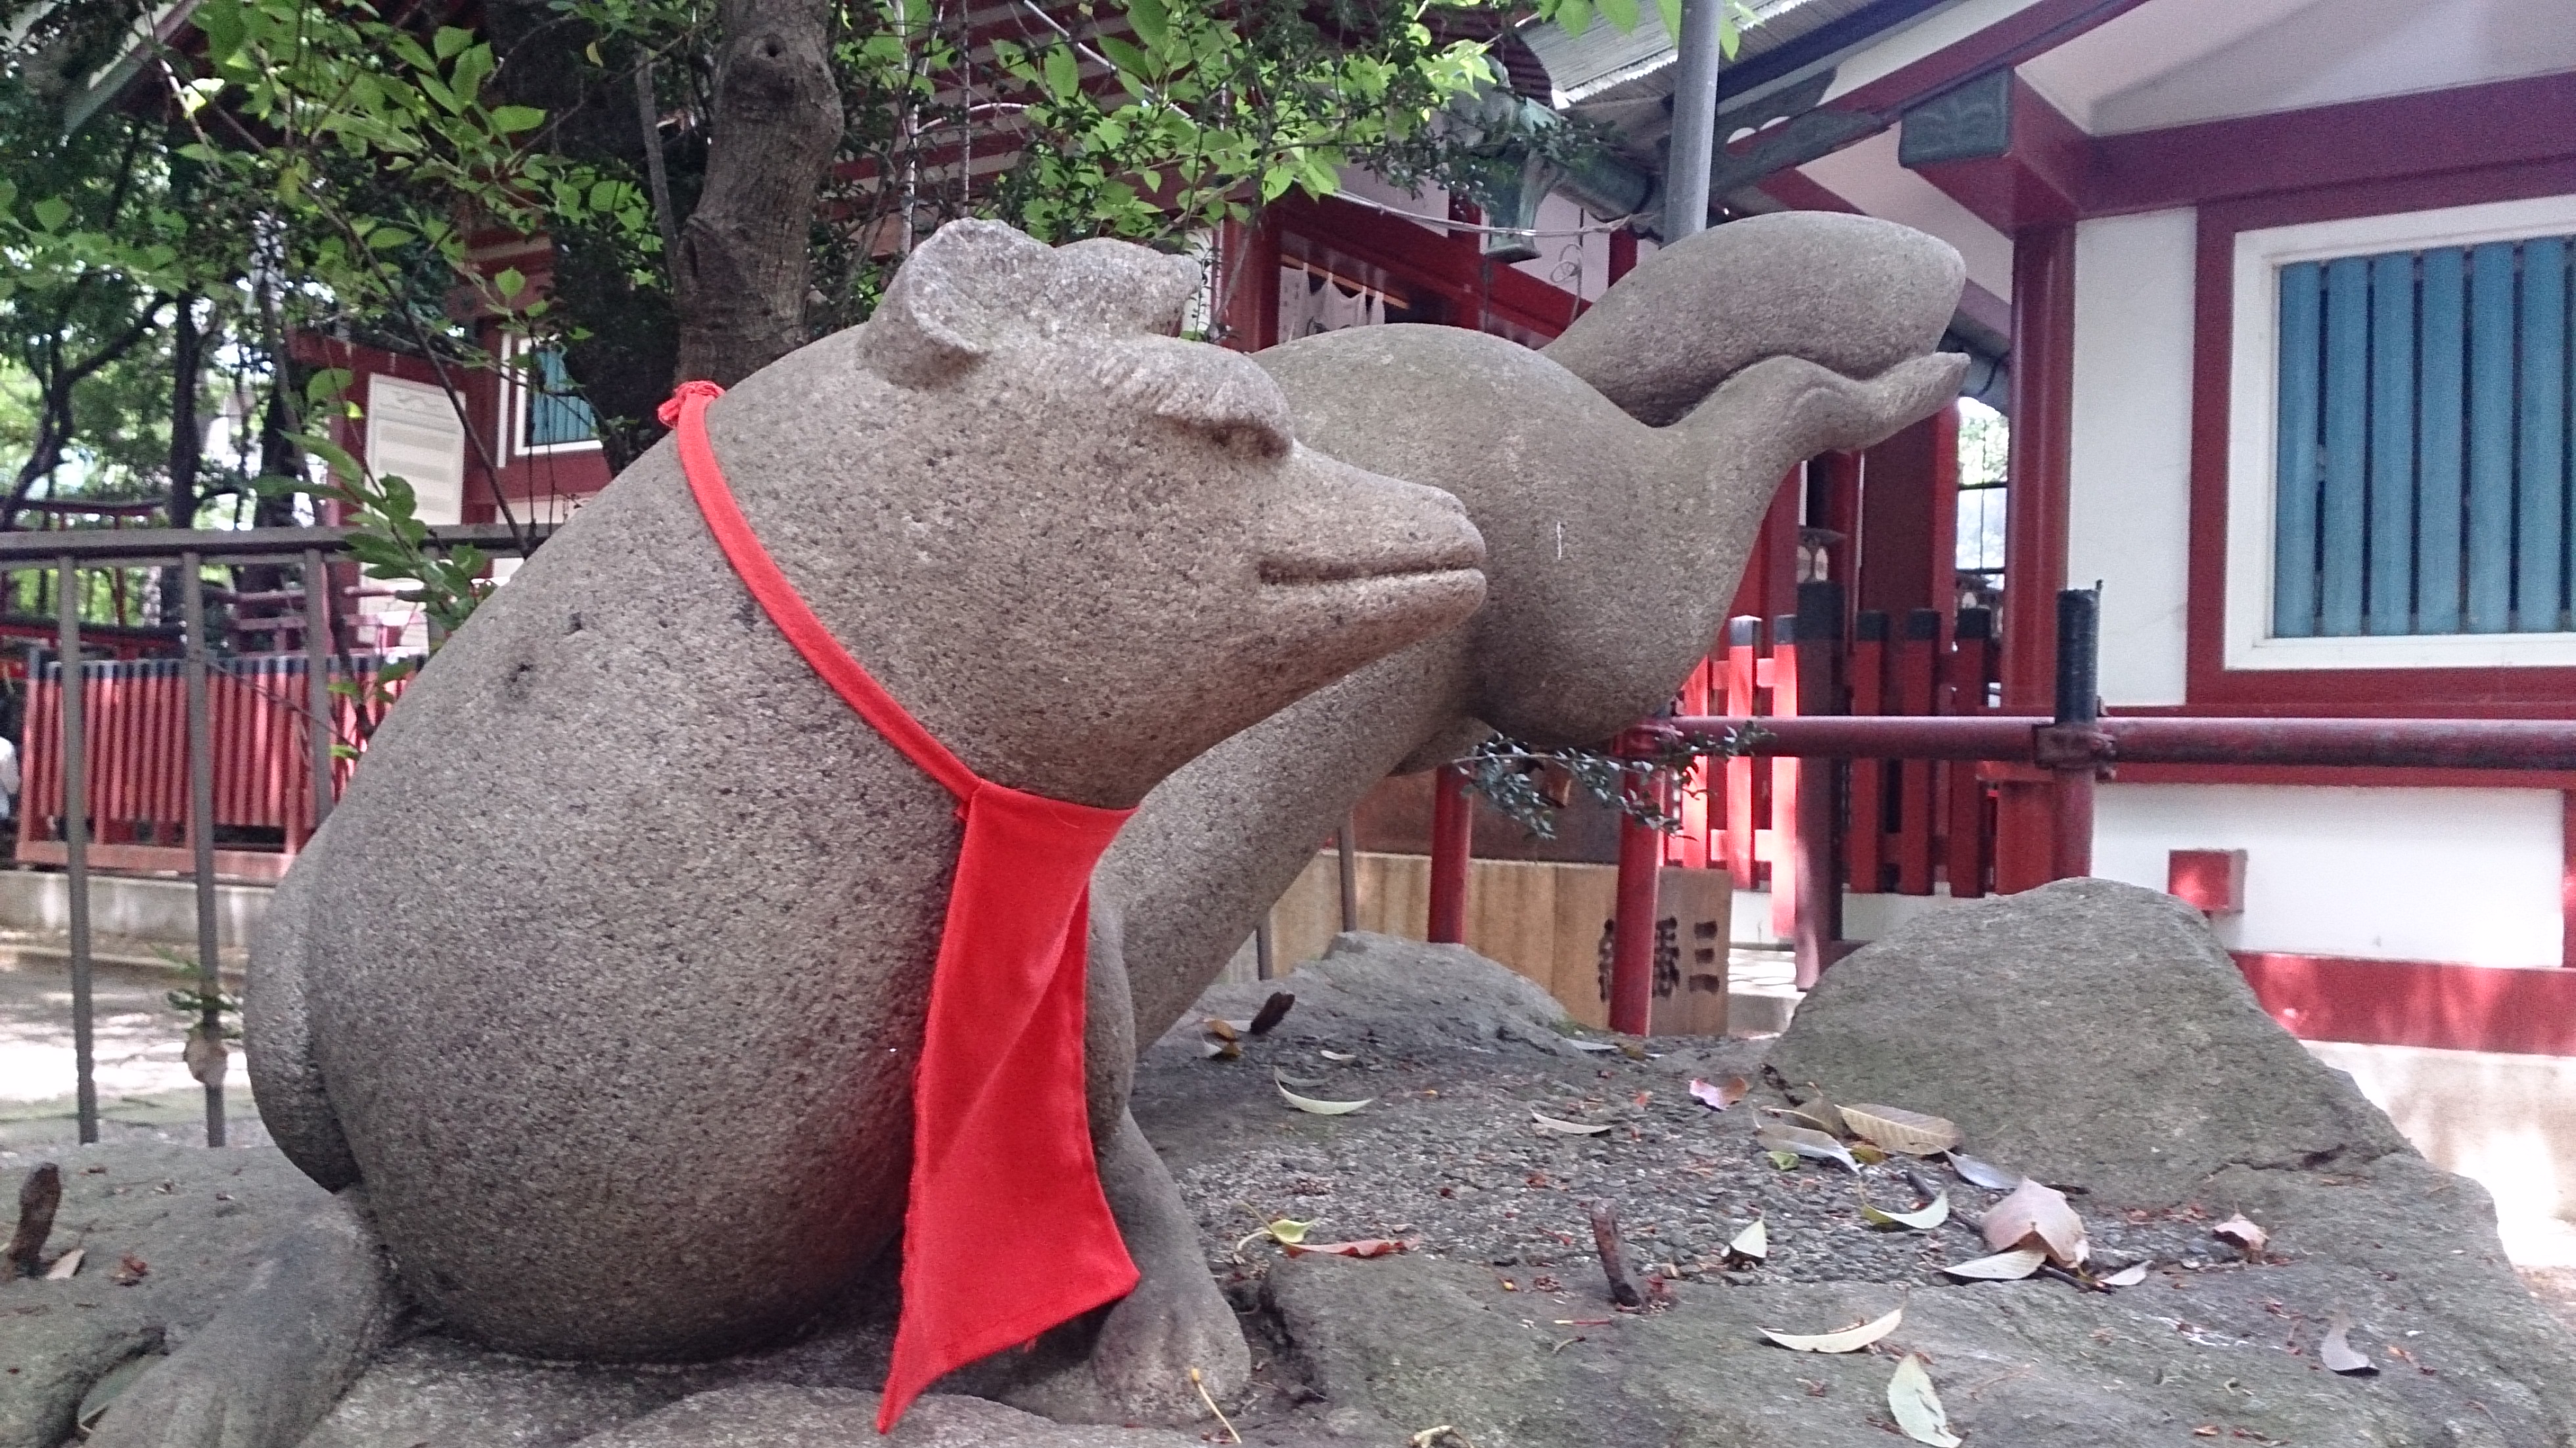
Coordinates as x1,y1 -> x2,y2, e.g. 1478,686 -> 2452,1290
1088,338 -> 1295,459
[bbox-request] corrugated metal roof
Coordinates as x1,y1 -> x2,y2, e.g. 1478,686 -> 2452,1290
1517,0 -> 1880,108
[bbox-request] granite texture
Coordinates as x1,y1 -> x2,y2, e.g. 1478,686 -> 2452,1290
95,220 -> 1486,1447
1764,877 -> 2418,1206
0,1143 -> 328,1448
1248,882 -> 2576,1447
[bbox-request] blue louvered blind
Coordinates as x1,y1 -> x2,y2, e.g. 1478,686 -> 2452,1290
524,346 -> 599,449
2274,234 -> 2575,637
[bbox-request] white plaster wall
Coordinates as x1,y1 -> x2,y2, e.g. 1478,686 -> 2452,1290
1797,131 -> 2015,302
2308,1040 -> 2576,1261
1509,191 -> 1619,303
2068,209 -> 2197,708
2092,782 -> 2564,966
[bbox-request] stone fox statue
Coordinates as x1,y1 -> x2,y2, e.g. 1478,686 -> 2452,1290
1064,212 -> 1970,1414
91,221 -> 1488,1447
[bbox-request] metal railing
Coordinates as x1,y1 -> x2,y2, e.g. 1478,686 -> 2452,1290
1,524 -> 543,1147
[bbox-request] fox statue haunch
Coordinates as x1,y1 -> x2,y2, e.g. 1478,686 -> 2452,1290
88,220 -> 1487,1448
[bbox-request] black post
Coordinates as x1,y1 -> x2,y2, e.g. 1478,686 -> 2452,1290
181,553 -> 226,1146
55,556 -> 94,1144
2047,587 -> 2101,880
1792,580 -> 1847,986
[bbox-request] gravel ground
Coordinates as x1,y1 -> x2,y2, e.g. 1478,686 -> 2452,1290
1139,995 -> 2268,1317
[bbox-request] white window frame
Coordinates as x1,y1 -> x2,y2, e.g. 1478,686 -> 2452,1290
2224,192 -> 2576,671
501,333 -> 603,463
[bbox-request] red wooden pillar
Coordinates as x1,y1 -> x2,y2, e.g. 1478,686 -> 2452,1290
1427,761 -> 1472,943
2561,790 -> 2576,966
1609,734 -> 1661,1035
1791,581 -> 1845,987
1845,610 -> 1888,895
1608,227 -> 1639,287
1220,215 -> 1282,353
1668,655 -> 1714,867
1943,610 -> 1996,897
1891,608 -> 1939,894
1722,616 -> 1760,886
1766,616 -> 1801,939
1995,224 -> 2077,892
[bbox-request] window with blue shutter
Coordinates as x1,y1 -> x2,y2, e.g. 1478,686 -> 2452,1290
522,345 -> 599,451
2272,233 -> 2575,637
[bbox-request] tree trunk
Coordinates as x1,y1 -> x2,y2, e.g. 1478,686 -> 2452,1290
161,297 -> 208,623
673,0 -> 841,386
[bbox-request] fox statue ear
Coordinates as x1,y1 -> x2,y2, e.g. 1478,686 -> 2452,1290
861,220 -> 1055,386
1046,238 -> 1203,336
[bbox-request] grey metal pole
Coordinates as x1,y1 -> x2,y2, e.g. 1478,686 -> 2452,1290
1337,814 -> 1360,934
55,555 -> 95,1145
302,549 -> 335,828
180,553 -> 225,1146
1661,0 -> 1726,242
1254,920 -> 1275,982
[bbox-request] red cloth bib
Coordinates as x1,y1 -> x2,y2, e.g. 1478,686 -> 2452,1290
660,382 -> 1139,1433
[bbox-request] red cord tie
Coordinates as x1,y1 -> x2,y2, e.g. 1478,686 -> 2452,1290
664,385 -> 1137,1434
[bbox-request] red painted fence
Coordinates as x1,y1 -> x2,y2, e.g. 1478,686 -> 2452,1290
18,656 -> 400,882
1652,606 -> 2005,910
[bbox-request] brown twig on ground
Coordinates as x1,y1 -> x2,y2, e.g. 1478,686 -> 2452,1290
1587,1200 -> 1644,1308
1247,991 -> 1296,1037
2037,1261 -> 2108,1293
7,1164 -> 60,1278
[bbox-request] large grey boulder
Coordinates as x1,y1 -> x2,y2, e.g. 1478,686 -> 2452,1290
1185,932 -> 1575,1059
1765,877 -> 2412,1204
1218,880 -> 2576,1446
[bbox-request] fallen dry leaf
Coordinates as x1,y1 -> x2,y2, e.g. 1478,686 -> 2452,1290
1321,1049 -> 1358,1062
1728,1219 -> 1768,1262
1202,1035 -> 1241,1060
1851,1143 -> 1891,1166
1532,1112 -> 1613,1137
1941,1247 -> 2045,1280
2213,1214 -> 2268,1259
1689,1077 -> 1749,1110
1887,1353 -> 1962,1447
1948,1152 -> 2022,1190
2320,1310 -> 2377,1375
183,1026 -> 227,1088
1984,1178 -> 2088,1267
41,1248 -> 81,1280
1277,1075 -> 1374,1116
1765,1150 -> 1801,1171
1565,1039 -> 1619,1054
1859,1190 -> 1951,1231
1780,1104 -> 1849,1137
2100,1261 -> 2151,1288
1233,1216 -> 1315,1255
1756,1123 -> 1860,1174
1285,1238 -> 1408,1259
110,1254 -> 148,1286
1759,1305 -> 1902,1353
1842,1104 -> 1964,1157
